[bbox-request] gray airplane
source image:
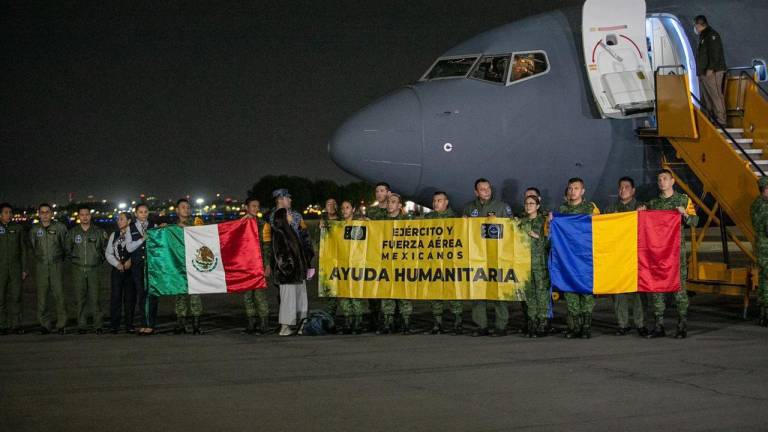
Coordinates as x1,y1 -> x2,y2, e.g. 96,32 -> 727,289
328,0 -> 768,210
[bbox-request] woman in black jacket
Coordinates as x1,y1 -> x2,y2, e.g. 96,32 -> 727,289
271,208 -> 314,336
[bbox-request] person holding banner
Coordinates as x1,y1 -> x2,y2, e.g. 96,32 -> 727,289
604,177 -> 648,337
270,208 -> 314,336
518,195 -> 549,338
424,191 -> 464,335
320,198 -> 340,319
645,169 -> 698,339
379,193 -> 415,335
462,178 -> 514,337
242,197 -> 270,334
337,200 -> 364,334
173,199 -> 204,335
364,182 -> 391,332
751,177 -> 768,327
556,177 -> 600,339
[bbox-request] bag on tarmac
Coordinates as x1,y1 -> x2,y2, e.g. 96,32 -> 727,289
298,310 -> 336,336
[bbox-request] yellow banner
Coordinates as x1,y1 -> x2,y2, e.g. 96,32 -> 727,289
319,218 -> 530,300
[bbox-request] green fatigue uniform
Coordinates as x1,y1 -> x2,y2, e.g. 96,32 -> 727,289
366,205 -> 388,331
463,197 -> 514,335
0,220 -> 28,331
381,213 -> 415,334
424,209 -> 463,333
320,214 -> 340,318
29,220 -> 68,331
243,216 -> 270,333
646,191 -> 698,338
558,200 -> 600,338
333,217 -> 364,333
518,214 -> 549,336
174,216 -> 203,332
750,177 -> 768,326
66,224 -> 107,331
604,198 -> 645,334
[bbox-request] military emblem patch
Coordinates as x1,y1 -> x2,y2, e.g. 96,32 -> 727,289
192,245 -> 218,272
0,227 -> 5,235
471,209 -> 479,217
37,229 -> 44,237
74,234 -> 83,244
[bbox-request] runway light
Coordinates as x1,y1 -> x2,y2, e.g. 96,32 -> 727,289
196,198 -> 204,205
118,203 -> 127,210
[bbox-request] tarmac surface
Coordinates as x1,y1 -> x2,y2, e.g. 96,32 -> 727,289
1,267 -> 768,432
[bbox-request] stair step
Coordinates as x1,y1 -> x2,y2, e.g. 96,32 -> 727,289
727,138 -> 753,145
736,148 -> 763,155
750,159 -> 768,165
718,128 -> 745,134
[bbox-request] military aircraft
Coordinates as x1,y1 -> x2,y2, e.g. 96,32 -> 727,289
328,0 -> 768,210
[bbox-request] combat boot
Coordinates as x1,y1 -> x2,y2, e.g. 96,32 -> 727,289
528,319 -> 539,338
402,318 -> 415,335
452,315 -> 463,336
759,307 -> 768,327
564,313 -> 580,339
377,315 -> 393,335
256,317 -> 268,335
351,316 -> 362,335
646,318 -> 666,339
580,313 -> 592,339
192,317 -> 202,335
173,318 -> 187,334
674,316 -> 687,339
339,316 -> 352,335
430,316 -> 443,335
536,319 -> 547,337
244,317 -> 257,334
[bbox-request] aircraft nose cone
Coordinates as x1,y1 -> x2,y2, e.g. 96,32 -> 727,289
329,87 -> 423,194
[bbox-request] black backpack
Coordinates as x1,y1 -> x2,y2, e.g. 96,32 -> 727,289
298,310 -> 336,336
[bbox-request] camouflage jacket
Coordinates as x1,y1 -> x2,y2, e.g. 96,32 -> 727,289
518,214 -> 548,271
604,198 -> 641,214
558,200 -> 600,215
751,197 -> 768,251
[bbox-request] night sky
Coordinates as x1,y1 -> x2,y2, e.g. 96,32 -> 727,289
1,1 -> 576,205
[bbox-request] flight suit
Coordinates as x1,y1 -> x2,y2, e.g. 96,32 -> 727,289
604,198 -> 645,335
243,216 -> 270,333
424,209 -> 464,334
558,200 -> 600,338
0,220 -> 27,331
646,192 -> 698,338
751,177 -> 768,326
380,213 -> 414,334
463,197 -> 514,335
518,214 -> 549,337
174,216 -> 204,333
67,224 -> 107,331
365,205 -> 388,331
29,221 -> 68,331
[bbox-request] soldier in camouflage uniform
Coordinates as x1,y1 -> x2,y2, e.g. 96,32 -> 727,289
173,198 -> 205,335
645,169 -> 699,339
556,177 -> 601,339
338,200 -> 364,334
462,178 -> 514,337
242,197 -> 270,334
519,195 -> 549,338
379,193 -> 415,335
604,177 -> 648,337
0,203 -> 28,335
320,198 -> 340,318
29,203 -> 69,334
66,205 -> 108,334
423,191 -> 464,335
365,182 -> 391,332
750,177 -> 768,326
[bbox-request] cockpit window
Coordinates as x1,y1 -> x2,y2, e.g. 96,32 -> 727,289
470,55 -> 510,84
509,51 -> 549,83
423,56 -> 479,80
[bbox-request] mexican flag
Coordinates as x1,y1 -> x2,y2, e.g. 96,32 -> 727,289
147,218 -> 266,296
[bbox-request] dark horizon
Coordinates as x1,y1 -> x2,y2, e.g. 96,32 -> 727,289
1,1 -> 576,206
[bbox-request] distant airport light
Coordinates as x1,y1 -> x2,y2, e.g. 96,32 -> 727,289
196,198 -> 205,205
118,203 -> 127,210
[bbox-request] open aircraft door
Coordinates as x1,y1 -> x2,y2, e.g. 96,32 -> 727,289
583,0 -> 654,119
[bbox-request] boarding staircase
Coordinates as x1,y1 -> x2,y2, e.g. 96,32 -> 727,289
647,67 -> 768,315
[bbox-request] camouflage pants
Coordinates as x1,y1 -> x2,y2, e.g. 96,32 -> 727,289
340,298 -> 364,318
243,289 -> 269,319
758,255 -> 768,306
175,294 -> 203,319
564,293 -> 595,315
430,300 -> 463,323
651,264 -> 689,320
382,299 -> 413,319
472,301 -> 509,330
613,293 -> 644,328
525,270 -> 550,322
325,296 -> 338,316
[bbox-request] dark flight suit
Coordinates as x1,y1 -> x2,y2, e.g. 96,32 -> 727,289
0,220 -> 27,332
462,197 -> 514,336
29,221 -> 68,332
67,224 -> 107,331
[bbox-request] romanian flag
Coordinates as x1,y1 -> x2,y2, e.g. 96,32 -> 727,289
549,211 -> 681,294
147,218 -> 267,296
